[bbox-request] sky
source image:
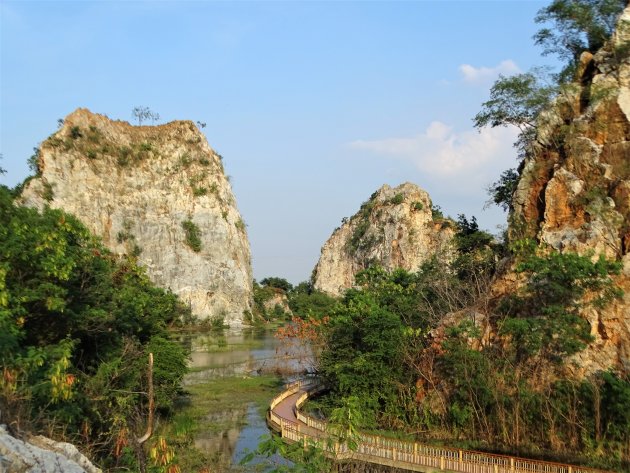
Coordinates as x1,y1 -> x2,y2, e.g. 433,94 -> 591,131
0,0 -> 558,284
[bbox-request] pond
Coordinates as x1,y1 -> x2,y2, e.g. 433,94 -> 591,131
172,327 -> 308,471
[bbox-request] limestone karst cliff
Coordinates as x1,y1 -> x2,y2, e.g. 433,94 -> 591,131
20,108 -> 252,326
313,182 -> 454,296
496,5 -> 630,373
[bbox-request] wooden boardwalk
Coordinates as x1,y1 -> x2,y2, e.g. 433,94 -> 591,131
267,379 -> 612,473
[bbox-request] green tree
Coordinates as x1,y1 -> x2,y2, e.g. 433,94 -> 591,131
534,0 -> 626,80
477,0 -> 625,212
260,276 -> 293,292
0,186 -> 189,465
486,168 -> 519,212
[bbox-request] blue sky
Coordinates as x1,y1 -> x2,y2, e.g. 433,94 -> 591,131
1,0 -> 555,283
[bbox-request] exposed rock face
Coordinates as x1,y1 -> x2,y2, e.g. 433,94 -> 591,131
0,425 -> 101,473
21,109 -> 252,326
509,6 -> 630,373
313,182 -> 454,296
262,291 -> 292,316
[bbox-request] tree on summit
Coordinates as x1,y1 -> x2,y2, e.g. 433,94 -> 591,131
132,106 -> 160,125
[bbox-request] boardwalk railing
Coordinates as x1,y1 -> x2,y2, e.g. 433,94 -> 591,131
268,380 -> 613,473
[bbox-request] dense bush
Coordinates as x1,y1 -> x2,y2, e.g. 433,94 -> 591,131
0,186 -> 189,466
182,218 -> 202,252
313,230 -> 628,468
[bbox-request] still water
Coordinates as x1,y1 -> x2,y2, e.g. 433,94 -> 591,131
178,327 -> 307,470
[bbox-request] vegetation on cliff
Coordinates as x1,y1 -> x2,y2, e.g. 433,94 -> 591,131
307,237 -> 628,469
293,1 -> 630,470
0,185 -> 189,470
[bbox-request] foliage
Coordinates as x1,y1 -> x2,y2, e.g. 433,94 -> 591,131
319,266 -> 416,428
346,192 -> 378,255
430,203 -> 444,220
241,433 -> 333,473
0,186 -> 190,465
288,287 -> 337,320
477,0 -> 624,211
252,281 -> 282,322
534,0 -> 626,80
486,168 -> 519,212
132,106 -> 160,125
455,214 -> 493,253
181,219 -> 202,252
389,193 -> 404,205
499,250 -> 621,362
235,217 -> 246,232
311,221 -> 626,467
70,126 -> 83,139
474,69 -> 557,133
191,186 -> 207,197
41,181 -> 55,202
261,277 -> 294,292
27,147 -> 41,175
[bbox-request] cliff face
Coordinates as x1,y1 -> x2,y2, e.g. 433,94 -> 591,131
21,108 -> 252,326
508,6 -> 630,373
313,182 -> 454,296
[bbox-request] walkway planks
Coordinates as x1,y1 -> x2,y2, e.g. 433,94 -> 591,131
267,379 -> 613,473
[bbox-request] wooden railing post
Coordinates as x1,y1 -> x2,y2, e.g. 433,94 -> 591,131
269,379 -> 609,473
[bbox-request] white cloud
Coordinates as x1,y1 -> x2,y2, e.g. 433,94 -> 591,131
349,122 -> 519,185
459,60 -> 520,84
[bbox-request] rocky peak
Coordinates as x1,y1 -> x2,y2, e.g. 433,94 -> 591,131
313,182 -> 454,296
513,6 -> 630,258
21,108 -> 252,326
507,6 -> 630,373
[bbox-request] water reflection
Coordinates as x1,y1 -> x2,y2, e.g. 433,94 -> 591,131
182,328 -> 310,385
180,327 -> 306,470
193,406 -> 247,457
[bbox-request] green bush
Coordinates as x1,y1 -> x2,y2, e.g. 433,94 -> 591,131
192,186 -> 207,197
390,193 -> 404,205
0,185 -> 189,464
69,126 -> 82,139
182,218 -> 202,252
41,181 -> 54,202
117,146 -> 132,166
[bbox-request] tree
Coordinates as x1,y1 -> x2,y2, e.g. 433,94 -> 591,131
132,106 -> 160,125
486,168 -> 520,212
534,0 -> 626,80
26,147 -> 40,175
477,0 -> 624,211
473,69 -> 557,133
260,276 -> 293,292
0,186 -> 189,466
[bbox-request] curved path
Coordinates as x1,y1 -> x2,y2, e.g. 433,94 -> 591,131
267,380 -> 612,473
